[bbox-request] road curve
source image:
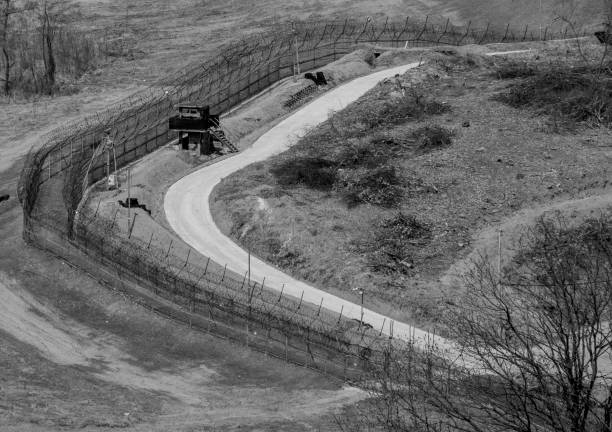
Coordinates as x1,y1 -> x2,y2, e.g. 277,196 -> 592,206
165,62 -> 455,350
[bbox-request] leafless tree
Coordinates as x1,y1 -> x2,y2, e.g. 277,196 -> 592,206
38,0 -> 79,93
342,214 -> 612,432
0,0 -> 34,96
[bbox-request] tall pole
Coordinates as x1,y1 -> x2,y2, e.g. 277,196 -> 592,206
127,166 -> 131,229
105,147 -> 110,181
498,229 -> 502,286
248,248 -> 251,288
295,35 -> 300,75
539,0 -> 542,40
360,289 -> 364,326
292,22 -> 300,80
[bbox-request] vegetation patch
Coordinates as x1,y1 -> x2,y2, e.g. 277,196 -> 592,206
413,125 -> 455,154
493,60 -> 538,79
350,92 -> 451,130
494,62 -> 612,128
211,43 -> 612,335
270,157 -> 337,190
336,165 -> 403,208
512,214 -> 612,274
268,84 -> 453,209
364,213 -> 431,275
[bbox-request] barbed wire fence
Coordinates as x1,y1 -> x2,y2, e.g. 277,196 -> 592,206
18,16 -> 580,380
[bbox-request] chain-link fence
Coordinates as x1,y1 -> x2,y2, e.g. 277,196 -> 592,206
18,16 -> 578,380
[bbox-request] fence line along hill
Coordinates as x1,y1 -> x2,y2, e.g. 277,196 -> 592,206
17,16 -> 579,380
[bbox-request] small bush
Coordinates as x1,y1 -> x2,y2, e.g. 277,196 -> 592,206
259,187 -> 286,199
334,140 -> 390,169
369,133 -> 404,148
495,61 -> 538,79
434,51 -> 489,72
494,66 -> 612,128
271,157 -> 336,190
336,165 -> 403,207
367,213 -> 431,274
241,227 -> 284,258
355,92 -> 451,129
274,241 -> 305,268
422,99 -> 452,116
413,125 -> 454,154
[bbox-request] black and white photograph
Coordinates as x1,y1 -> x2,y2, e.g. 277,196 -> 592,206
1,1 -> 611,430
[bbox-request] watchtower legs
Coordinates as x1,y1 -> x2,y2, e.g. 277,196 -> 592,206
179,132 -> 189,150
200,131 -> 214,155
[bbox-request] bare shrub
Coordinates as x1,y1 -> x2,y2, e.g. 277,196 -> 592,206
270,156 -> 337,190
494,64 -> 612,128
494,60 -> 538,79
1,0 -> 102,97
412,125 -> 454,154
366,212 -> 431,275
335,164 -> 403,207
335,139 -> 391,168
340,214 -> 612,432
363,94 -> 451,129
433,50 -> 492,73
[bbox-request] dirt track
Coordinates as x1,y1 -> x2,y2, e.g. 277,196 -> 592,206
0,271 -> 365,429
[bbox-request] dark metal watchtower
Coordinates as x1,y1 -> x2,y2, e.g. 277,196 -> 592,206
168,104 -> 237,154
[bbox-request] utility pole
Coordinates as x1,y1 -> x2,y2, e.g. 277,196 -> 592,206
292,22 -> 300,80
539,0 -> 543,40
360,289 -> 364,326
353,287 -> 365,327
498,229 -> 503,286
247,248 -> 251,288
127,166 -> 131,230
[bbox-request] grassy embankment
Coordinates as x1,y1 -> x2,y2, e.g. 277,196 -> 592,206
211,39 -> 612,331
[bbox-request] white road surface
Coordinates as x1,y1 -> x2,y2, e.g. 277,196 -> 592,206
164,62 -> 454,349
164,50 -> 547,355
164,45 -> 597,368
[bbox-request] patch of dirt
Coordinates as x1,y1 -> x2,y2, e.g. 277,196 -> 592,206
0,203 -> 365,430
441,190 -> 612,288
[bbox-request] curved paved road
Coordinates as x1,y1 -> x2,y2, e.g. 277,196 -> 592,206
165,62 -> 453,350
165,46 -> 577,367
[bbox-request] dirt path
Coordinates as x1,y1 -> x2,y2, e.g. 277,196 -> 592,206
0,271 -> 217,403
441,190 -> 612,288
0,271 -> 363,405
0,270 -> 365,429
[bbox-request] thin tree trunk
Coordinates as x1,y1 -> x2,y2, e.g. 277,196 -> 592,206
1,0 -> 10,96
41,2 -> 55,93
602,386 -> 612,432
2,47 -> 9,95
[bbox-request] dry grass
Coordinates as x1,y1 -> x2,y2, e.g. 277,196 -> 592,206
0,202 -> 354,431
1,37 -> 396,432
1,1 -> 607,429
211,47 -> 612,331
493,61 -> 612,129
